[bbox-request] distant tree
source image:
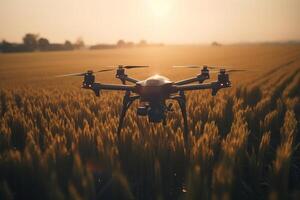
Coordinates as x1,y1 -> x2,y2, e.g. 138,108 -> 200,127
23,33 -> 39,51
1,36 -> 76,53
38,38 -> 50,51
1,40 -> 13,53
117,40 -> 125,47
1,40 -> 27,53
211,41 -> 222,46
64,40 -> 74,50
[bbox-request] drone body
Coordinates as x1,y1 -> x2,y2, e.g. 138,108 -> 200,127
60,65 -> 232,145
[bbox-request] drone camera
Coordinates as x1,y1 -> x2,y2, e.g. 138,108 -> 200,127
148,110 -> 164,123
148,106 -> 165,123
137,106 -> 148,116
137,104 -> 164,122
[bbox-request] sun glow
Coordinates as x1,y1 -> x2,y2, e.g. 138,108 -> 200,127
147,0 -> 172,18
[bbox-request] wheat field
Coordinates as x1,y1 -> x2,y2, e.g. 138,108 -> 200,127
0,45 -> 300,200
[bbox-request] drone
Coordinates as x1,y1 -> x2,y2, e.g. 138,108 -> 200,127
57,65 -> 243,144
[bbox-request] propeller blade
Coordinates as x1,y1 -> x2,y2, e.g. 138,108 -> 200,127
123,65 -> 149,69
173,65 -> 201,68
172,65 -> 218,69
94,69 -> 115,73
205,65 -> 234,69
56,68 -> 115,77
206,66 -> 219,69
55,72 -> 86,77
226,69 -> 249,73
210,69 -> 249,74
55,65 -> 149,78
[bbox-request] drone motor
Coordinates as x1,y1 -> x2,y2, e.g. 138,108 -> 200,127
200,65 -> 210,80
82,70 -> 95,88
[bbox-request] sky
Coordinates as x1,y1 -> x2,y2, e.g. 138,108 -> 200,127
0,0 -> 299,44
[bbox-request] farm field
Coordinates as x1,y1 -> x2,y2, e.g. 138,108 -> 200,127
0,45 -> 300,200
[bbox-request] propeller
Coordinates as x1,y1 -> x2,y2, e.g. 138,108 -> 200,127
226,69 -> 249,73
55,65 -> 149,78
210,69 -> 249,74
172,65 -> 219,69
118,65 -> 149,69
172,65 -> 250,73
55,72 -> 86,77
94,69 -> 115,73
55,69 -> 114,77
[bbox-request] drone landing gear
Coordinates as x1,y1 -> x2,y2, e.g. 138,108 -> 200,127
117,91 -> 189,148
117,91 -> 139,136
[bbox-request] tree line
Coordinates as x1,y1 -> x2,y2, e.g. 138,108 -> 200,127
0,34 -> 165,53
0,33 -> 85,53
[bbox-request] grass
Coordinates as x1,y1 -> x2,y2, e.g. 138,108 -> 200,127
0,44 -> 300,200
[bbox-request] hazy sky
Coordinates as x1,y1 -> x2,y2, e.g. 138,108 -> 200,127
0,0 -> 299,44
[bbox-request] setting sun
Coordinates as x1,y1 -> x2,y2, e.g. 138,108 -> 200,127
147,0 -> 172,18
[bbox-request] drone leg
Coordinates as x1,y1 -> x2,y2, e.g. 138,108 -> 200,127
117,91 -> 131,136
117,92 -> 139,136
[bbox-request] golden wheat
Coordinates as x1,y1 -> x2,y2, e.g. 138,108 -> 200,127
0,45 -> 299,200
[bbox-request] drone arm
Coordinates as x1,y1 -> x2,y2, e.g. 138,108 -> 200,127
174,75 -> 208,85
89,83 -> 135,96
175,83 -> 214,91
124,76 -> 139,84
175,81 -> 230,96
116,74 -> 140,84
117,91 -> 139,135
92,83 -> 135,91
